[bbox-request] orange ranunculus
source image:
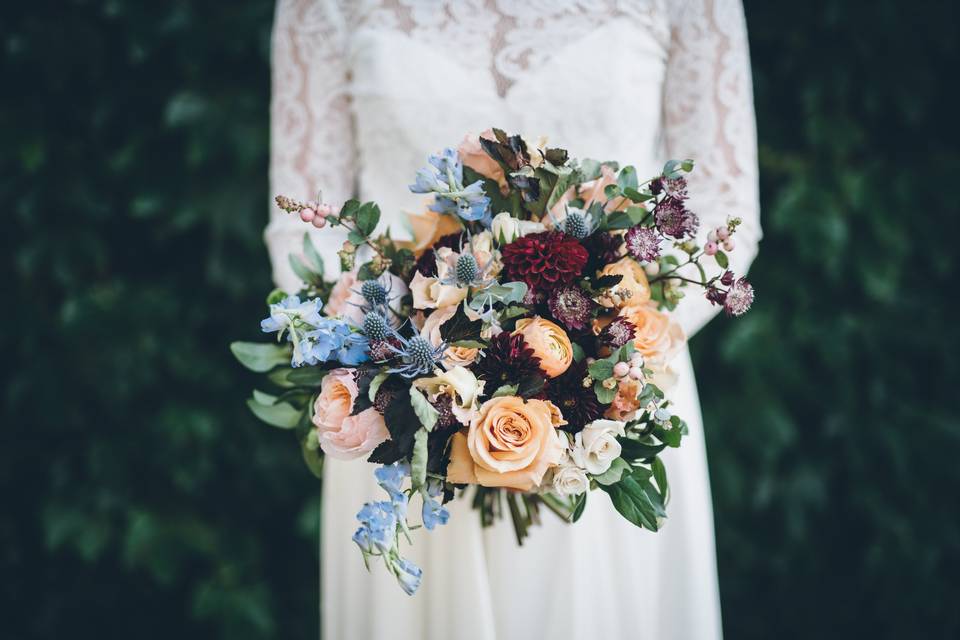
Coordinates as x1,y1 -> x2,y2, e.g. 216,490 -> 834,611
446,396 -> 566,490
513,316 -> 573,378
598,257 -> 651,308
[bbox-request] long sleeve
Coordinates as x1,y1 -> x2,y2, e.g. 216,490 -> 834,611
268,0 -> 355,291
662,0 -> 761,338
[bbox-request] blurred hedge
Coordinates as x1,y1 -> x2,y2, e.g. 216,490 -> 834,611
1,1 -> 957,639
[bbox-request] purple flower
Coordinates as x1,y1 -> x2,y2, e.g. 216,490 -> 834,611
599,317 -> 636,349
720,270 -> 735,286
624,225 -> 661,263
548,285 -> 595,331
723,278 -> 754,316
705,286 -> 727,307
654,198 -> 698,239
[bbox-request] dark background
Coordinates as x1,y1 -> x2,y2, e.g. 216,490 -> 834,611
3,1 -> 958,638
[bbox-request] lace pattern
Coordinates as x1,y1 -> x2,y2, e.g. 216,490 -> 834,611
269,0 -> 760,336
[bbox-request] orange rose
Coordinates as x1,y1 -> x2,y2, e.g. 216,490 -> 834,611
617,303 -> 685,367
512,316 -> 573,378
598,257 -> 651,308
458,130 -> 508,193
404,209 -> 462,257
446,396 -> 566,490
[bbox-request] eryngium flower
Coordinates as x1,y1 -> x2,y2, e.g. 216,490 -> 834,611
548,285 -> 595,331
546,361 -> 604,433
474,332 -> 544,388
501,231 -> 588,292
723,278 -> 754,316
654,198 -> 698,239
624,225 -> 661,263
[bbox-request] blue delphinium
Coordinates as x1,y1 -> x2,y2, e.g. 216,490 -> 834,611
421,480 -> 450,531
394,558 -> 424,596
261,296 -> 371,367
260,296 -> 323,334
409,147 -> 490,222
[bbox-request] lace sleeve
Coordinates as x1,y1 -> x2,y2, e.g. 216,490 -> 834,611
663,0 -> 761,338
267,0 -> 355,291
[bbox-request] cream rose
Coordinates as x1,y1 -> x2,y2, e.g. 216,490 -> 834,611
313,369 -> 389,459
571,419 -> 626,475
552,461 -> 590,497
458,130 -> 508,193
491,212 -> 546,244
412,366 -> 484,426
513,316 -> 573,378
598,257 -> 651,308
410,271 -> 468,310
446,396 -> 566,490
421,305 -> 478,367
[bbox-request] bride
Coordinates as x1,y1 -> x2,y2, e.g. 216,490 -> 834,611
267,1 -> 760,638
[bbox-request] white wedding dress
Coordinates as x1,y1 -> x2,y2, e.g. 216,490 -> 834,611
267,1 -> 760,638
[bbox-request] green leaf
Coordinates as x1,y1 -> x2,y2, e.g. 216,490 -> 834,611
715,250 -> 729,269
623,188 -> 653,203
368,371 -> 389,403
605,210 -> 633,230
339,199 -> 360,219
652,456 -> 669,503
593,457 -> 632,485
230,341 -> 291,372
246,396 -> 301,429
301,433 -> 324,480
267,367 -> 297,388
286,367 -> 327,387
593,381 -> 617,404
617,165 -> 639,191
619,437 -> 666,460
288,254 -> 318,286
252,389 -> 277,405
601,471 -> 660,530
492,384 -> 519,398
588,359 -> 614,381
410,428 -> 428,491
450,339 -> 486,349
356,202 -> 381,236
347,229 -> 366,245
571,342 -> 585,362
409,386 -> 439,432
303,233 -> 325,275
571,492 -> 588,522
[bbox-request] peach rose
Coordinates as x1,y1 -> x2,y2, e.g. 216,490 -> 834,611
458,130 -> 508,193
313,369 -> 388,459
513,316 -> 573,378
325,269 -> 358,318
446,396 -> 566,490
617,303 -> 685,367
405,209 -> 463,257
421,305 -> 478,367
598,257 -> 651,308
550,164 -> 629,218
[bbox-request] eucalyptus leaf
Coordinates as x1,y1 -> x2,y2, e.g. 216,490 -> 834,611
368,371 -> 389,403
410,428 -> 428,491
231,341 -> 291,373
593,457 -> 632,486
593,381 -> 617,404
492,384 -> 519,398
617,165 -> 639,191
246,396 -> 301,429
588,359 -> 615,381
409,386 -> 439,432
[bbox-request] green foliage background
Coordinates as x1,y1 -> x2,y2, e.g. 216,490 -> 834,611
2,1 -> 957,638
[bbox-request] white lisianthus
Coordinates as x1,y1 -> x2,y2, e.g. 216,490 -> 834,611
552,461 -> 589,497
571,419 -> 627,475
491,212 -> 545,244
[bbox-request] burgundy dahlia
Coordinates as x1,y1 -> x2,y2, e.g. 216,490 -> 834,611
654,198 -> 699,240
548,285 -> 595,331
501,231 -> 588,293
624,225 -> 661,263
723,278 -> 754,317
599,317 -> 637,349
546,361 -> 604,433
582,231 -> 625,275
474,332 -> 544,388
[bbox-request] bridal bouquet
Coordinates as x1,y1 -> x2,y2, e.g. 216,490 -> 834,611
232,129 -> 754,594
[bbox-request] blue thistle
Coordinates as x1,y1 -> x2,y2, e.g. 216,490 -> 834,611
563,210 -> 590,239
389,334 -> 445,378
455,253 -> 479,285
361,279 -> 388,306
362,312 -> 389,341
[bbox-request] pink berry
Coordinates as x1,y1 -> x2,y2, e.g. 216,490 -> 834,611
628,366 -> 644,380
299,208 -> 316,223
716,227 -> 730,241
722,238 -> 735,252
707,229 -> 718,243
311,215 -> 327,228
316,203 -> 334,218
614,361 -> 630,378
704,241 -> 718,256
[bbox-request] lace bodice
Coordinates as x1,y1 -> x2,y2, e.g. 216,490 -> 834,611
268,0 -> 761,337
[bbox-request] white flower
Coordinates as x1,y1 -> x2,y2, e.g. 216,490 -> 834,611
491,212 -> 545,244
412,366 -> 485,425
571,419 -> 626,475
552,462 -> 589,496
